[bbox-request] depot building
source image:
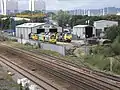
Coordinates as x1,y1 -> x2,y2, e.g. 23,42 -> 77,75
16,23 -> 62,40
72,25 -> 95,39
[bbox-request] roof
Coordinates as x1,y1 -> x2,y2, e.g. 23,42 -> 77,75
73,25 -> 92,28
16,23 -> 45,28
94,20 -> 118,23
116,13 -> 120,15
1,17 -> 30,21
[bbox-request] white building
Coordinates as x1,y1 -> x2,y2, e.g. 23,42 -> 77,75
16,23 -> 62,40
0,0 -> 18,15
16,23 -> 45,40
72,25 -> 95,39
94,20 -> 118,37
29,0 -> 46,11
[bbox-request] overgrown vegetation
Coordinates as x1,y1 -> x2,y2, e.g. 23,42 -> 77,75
84,35 -> 120,74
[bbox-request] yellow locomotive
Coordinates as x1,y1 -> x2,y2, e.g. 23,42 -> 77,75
57,32 -> 72,42
30,32 -> 72,44
30,32 -> 57,44
31,33 -> 39,40
49,33 -> 57,44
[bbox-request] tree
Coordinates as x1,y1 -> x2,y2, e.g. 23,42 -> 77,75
105,26 -> 120,41
53,10 -> 71,28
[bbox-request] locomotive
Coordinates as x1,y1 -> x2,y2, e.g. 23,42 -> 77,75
30,32 -> 57,44
30,32 -> 72,44
57,32 -> 72,42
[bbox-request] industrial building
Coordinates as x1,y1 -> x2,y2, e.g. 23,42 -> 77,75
16,23 -> 62,40
94,20 -> 118,37
72,25 -> 95,39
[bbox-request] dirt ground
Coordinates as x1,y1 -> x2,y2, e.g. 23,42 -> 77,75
0,64 -> 19,90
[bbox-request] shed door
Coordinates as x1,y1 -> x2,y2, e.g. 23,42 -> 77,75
85,27 -> 93,38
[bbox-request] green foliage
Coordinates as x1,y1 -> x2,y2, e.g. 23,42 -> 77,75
0,17 -> 11,30
32,17 -> 44,23
92,45 -> 114,57
111,36 -> 120,55
53,10 -> 71,27
112,59 -> 120,74
85,36 -> 120,74
105,26 -> 120,41
84,55 -> 110,70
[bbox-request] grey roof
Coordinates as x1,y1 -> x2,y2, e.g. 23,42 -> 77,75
73,25 -> 92,28
94,20 -> 118,23
16,23 -> 45,28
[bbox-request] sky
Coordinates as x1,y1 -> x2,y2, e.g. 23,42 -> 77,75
45,0 -> 120,10
12,0 -> 120,10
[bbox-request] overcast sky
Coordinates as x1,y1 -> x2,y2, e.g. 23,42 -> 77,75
18,0 -> 120,10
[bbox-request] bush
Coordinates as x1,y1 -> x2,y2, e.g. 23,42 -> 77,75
105,26 -> 120,41
84,54 -> 110,70
111,36 -> 120,55
92,45 -> 114,57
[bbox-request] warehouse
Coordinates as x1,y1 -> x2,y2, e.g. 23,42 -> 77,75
16,23 -> 62,40
94,20 -> 118,37
16,23 -> 45,40
72,25 -> 95,39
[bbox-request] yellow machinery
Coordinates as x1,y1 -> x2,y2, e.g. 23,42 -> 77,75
49,34 -> 57,44
64,33 -> 72,42
31,34 -> 39,40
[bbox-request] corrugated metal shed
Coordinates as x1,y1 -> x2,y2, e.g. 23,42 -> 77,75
16,23 -> 45,40
94,20 -> 118,37
94,20 -> 118,29
16,23 -> 62,40
73,25 -> 95,39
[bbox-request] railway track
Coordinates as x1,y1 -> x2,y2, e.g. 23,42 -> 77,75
0,44 -> 120,90
0,55 -> 60,90
39,52 -> 120,82
27,45 -> 120,83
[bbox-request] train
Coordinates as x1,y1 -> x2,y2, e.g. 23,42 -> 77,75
30,32 -> 72,44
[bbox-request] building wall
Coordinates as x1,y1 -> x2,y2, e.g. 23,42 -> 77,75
94,21 -> 118,32
94,20 -> 118,37
73,27 -> 85,39
16,27 -> 32,40
31,26 -> 40,33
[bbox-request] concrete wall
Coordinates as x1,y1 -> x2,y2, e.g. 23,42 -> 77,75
40,43 -> 65,56
17,38 -> 66,56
